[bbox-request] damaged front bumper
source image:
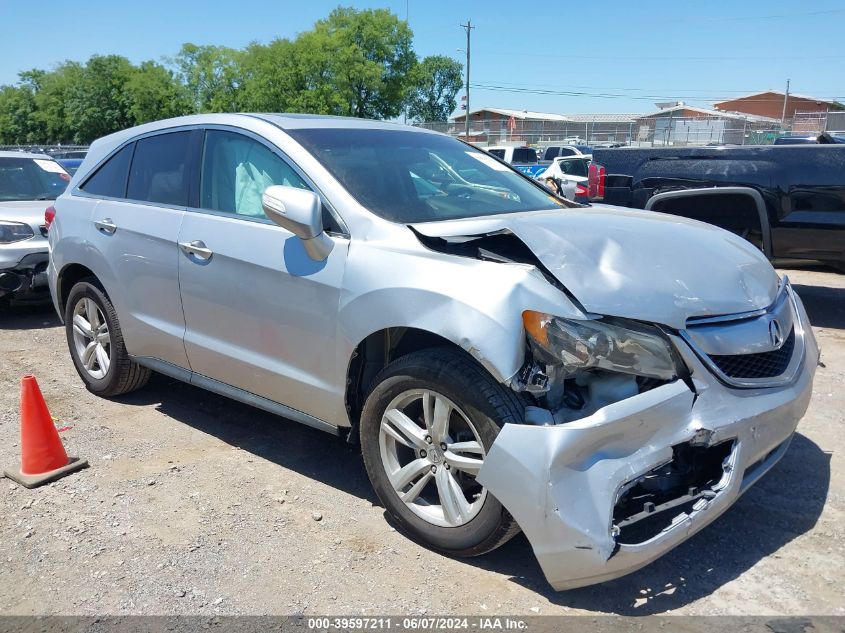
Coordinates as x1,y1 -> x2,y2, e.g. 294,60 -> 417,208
477,298 -> 819,591
0,252 -> 50,301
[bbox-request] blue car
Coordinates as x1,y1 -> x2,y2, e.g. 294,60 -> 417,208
57,158 -> 84,175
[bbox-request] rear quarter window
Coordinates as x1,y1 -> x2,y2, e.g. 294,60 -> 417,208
80,143 -> 134,198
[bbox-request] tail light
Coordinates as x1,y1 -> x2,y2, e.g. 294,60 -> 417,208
588,163 -> 606,200
44,206 -> 56,230
574,183 -> 589,197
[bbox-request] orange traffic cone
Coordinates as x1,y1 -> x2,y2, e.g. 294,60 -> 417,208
3,375 -> 88,488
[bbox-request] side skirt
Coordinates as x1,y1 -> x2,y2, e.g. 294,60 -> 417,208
130,356 -> 341,436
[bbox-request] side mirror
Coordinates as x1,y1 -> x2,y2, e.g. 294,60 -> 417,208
261,185 -> 334,261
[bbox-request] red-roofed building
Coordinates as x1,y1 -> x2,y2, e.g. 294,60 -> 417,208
714,91 -> 844,120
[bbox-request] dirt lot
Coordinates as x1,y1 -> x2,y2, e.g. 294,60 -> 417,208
0,266 -> 842,616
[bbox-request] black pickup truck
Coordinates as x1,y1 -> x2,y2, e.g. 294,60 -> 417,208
588,144 -> 845,270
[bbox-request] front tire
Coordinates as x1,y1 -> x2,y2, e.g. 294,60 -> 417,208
360,347 -> 523,557
64,280 -> 150,397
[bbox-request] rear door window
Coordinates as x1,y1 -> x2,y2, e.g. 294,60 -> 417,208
80,143 -> 134,199
127,132 -> 192,206
487,149 -> 506,159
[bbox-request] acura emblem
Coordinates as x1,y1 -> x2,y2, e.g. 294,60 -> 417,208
769,319 -> 784,348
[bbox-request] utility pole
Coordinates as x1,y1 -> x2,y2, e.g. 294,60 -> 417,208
781,78 -> 790,128
460,20 -> 474,141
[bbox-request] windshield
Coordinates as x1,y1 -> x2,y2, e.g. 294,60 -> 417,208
288,128 -> 565,223
0,157 -> 70,201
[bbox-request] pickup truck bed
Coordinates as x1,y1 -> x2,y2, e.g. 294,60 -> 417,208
590,145 -> 845,269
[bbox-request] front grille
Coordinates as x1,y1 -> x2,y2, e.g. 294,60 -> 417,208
709,328 -> 795,379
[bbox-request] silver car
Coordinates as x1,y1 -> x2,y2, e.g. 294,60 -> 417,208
1,151 -> 69,305
48,114 -> 818,590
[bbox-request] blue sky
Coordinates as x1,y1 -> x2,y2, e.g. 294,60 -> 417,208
1,0 -> 843,115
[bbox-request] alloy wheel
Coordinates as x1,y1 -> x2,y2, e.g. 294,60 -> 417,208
378,389 -> 487,528
71,297 -> 111,380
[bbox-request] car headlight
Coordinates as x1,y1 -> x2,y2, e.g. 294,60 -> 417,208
0,221 -> 35,244
523,310 -> 678,380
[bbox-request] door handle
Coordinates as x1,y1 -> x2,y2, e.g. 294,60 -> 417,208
94,218 -> 117,235
179,240 -> 213,261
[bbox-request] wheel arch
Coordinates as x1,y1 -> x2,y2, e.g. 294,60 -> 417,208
335,264 -> 577,434
645,186 -> 773,258
344,327 -> 500,439
57,263 -> 103,317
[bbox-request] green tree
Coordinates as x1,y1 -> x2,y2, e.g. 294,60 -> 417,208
64,55 -> 136,143
125,61 -> 193,123
315,7 -> 416,119
238,34 -> 347,114
407,55 -> 463,123
30,63 -> 83,143
0,6 -> 436,145
0,84 -> 38,144
237,39 -> 296,112
173,43 -> 242,112
237,8 -> 416,119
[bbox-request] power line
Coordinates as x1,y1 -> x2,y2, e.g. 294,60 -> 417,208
470,83 -> 842,104
471,84 -> 699,101
471,80 -> 790,95
472,49 -> 845,61
671,8 -> 845,22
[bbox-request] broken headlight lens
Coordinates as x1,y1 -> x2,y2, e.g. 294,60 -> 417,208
0,221 -> 35,244
523,311 -> 678,380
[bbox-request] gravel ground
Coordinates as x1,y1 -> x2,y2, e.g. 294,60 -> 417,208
0,266 -> 842,616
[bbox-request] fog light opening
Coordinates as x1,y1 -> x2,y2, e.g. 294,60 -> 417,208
612,438 -> 735,545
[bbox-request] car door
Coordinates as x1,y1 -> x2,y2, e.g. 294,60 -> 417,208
81,131 -> 198,368
177,128 -> 349,425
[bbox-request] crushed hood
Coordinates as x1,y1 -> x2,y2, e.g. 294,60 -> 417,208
411,205 -> 778,330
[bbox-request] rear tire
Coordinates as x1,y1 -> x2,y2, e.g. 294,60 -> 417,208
360,347 -> 523,557
64,280 -> 150,397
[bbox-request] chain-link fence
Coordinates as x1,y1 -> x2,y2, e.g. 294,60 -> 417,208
825,111 -> 845,132
416,111 -> 843,147
3,111 -> 841,154
793,110 -> 845,134
0,145 -> 89,156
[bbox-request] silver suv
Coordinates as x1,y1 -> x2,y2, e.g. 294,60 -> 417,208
49,114 -> 818,590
